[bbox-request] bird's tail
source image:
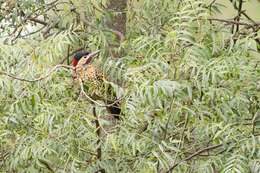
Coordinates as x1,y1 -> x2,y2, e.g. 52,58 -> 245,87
104,99 -> 121,119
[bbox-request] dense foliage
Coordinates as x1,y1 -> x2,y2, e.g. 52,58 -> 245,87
0,0 -> 260,172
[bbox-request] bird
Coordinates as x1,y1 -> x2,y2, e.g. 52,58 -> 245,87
71,50 -> 121,119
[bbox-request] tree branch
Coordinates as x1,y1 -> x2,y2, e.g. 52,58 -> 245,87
28,17 -> 48,26
0,64 -> 73,82
206,18 -> 260,29
165,144 -> 223,173
228,0 -> 257,25
92,106 -> 106,173
235,0 -> 243,34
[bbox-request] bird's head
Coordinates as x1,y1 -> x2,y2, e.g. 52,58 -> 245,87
71,50 -> 100,79
71,51 -> 90,67
71,50 -> 100,67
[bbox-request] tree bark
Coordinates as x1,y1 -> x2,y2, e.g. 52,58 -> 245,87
105,0 -> 127,59
106,0 -> 127,37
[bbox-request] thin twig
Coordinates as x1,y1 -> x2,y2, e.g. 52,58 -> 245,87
251,112 -> 259,135
59,47 -> 85,64
208,0 -> 217,8
66,45 -> 71,65
79,81 -> 123,107
38,159 -> 55,173
169,114 -> 189,171
228,0 -> 257,25
28,17 -> 48,26
79,15 -> 125,43
163,101 -> 175,140
11,27 -> 23,43
0,64 -> 74,82
19,25 -> 46,38
205,18 -> 260,29
165,144 -> 223,173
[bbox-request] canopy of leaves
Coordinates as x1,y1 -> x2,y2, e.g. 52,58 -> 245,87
0,0 -> 260,173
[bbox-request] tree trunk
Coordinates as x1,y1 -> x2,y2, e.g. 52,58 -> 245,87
106,0 -> 127,37
106,0 -> 127,58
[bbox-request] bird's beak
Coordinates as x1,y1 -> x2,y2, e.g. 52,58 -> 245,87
83,50 -> 100,65
86,50 -> 100,59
